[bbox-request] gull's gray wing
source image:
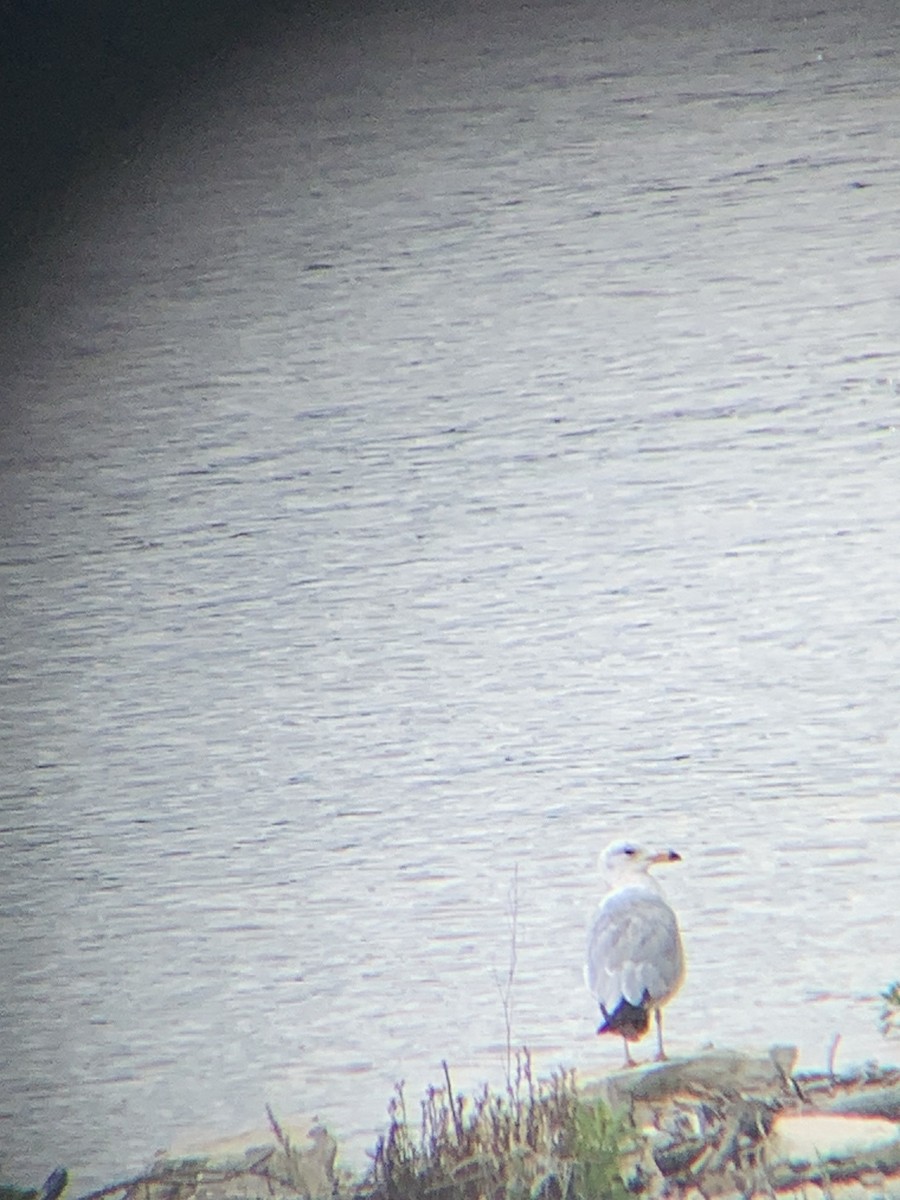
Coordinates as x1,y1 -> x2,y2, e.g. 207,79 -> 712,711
585,886 -> 684,1012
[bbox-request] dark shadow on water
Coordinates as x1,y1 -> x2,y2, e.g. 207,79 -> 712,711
0,0 -> 323,277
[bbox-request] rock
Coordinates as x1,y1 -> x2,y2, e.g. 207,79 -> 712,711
771,1112 -> 900,1165
278,1124 -> 337,1198
584,1045 -> 798,1108
126,1114 -> 336,1200
823,1083 -> 900,1122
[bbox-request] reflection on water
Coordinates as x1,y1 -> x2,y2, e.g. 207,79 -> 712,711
2,0 -> 900,1190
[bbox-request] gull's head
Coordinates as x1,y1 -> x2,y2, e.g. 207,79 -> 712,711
600,839 -> 681,881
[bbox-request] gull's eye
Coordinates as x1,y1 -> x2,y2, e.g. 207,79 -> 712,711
623,846 -> 637,856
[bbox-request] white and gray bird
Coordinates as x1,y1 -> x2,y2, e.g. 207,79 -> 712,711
585,839 -> 685,1067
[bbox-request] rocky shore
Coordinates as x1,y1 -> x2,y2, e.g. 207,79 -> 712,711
588,1046 -> 900,1199
11,1048 -> 900,1200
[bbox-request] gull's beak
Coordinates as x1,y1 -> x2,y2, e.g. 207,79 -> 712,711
649,849 -> 681,864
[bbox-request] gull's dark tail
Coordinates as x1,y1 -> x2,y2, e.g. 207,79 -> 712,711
598,992 -> 651,1041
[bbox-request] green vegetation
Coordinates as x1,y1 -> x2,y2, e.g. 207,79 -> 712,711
362,1053 -> 629,1200
880,981 -> 900,1037
570,1098 -> 631,1200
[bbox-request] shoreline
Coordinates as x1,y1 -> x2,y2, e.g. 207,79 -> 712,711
7,1046 -> 900,1200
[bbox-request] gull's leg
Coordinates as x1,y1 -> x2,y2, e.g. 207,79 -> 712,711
654,1009 -> 667,1062
622,1037 -> 637,1068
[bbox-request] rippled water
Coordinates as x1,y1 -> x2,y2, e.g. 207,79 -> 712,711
3,0 -> 900,1191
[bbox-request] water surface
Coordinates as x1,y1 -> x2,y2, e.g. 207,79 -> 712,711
2,0 -> 900,1190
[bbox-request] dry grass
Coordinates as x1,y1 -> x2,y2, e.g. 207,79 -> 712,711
360,1052 -> 629,1200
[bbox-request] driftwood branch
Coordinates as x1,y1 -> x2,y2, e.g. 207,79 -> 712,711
768,1137 -> 900,1191
74,1149 -> 277,1200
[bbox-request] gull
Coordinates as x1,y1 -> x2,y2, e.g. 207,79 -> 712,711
585,839 -> 685,1067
